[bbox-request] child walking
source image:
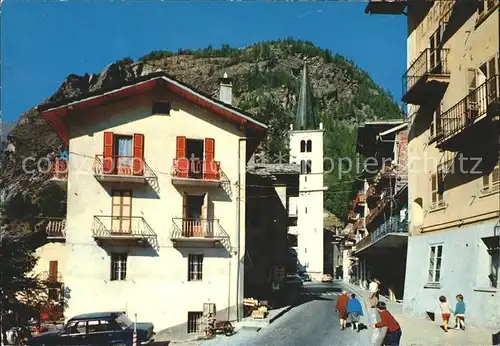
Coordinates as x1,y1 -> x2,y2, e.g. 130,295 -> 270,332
439,295 -> 454,332
454,294 -> 466,330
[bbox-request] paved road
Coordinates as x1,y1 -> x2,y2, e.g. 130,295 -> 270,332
203,282 -> 372,346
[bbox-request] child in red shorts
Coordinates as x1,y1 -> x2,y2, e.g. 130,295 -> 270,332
439,295 -> 454,332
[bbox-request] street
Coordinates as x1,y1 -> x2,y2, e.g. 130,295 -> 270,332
203,282 -> 372,346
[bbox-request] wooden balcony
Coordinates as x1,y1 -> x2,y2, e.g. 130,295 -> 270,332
170,218 -> 231,250
402,48 -> 450,105
45,218 -> 66,241
353,217 -> 366,230
437,75 -> 500,151
91,215 -> 158,250
49,159 -> 68,190
365,0 -> 407,15
93,155 -> 157,184
171,159 -> 228,187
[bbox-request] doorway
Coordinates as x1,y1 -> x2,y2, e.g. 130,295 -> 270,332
183,194 -> 205,237
111,191 -> 132,233
186,139 -> 204,178
114,135 -> 133,175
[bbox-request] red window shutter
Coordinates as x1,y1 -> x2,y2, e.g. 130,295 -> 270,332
49,261 -> 58,282
133,134 -> 144,176
103,132 -> 114,174
204,138 -> 215,180
176,136 -> 188,178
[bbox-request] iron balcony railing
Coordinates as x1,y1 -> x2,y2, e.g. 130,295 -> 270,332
46,219 -> 66,239
39,271 -> 63,283
371,216 -> 408,243
91,215 -> 157,239
402,48 -> 450,98
93,155 -> 156,178
171,159 -> 222,181
171,218 -> 230,240
49,159 -> 68,180
437,75 -> 500,145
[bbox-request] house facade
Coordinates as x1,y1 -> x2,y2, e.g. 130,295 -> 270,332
288,61 -> 327,281
349,121 -> 409,300
39,72 -> 267,337
366,0 -> 499,329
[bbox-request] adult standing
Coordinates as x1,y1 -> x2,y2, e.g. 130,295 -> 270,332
369,278 -> 380,308
372,302 -> 402,346
335,290 -> 349,330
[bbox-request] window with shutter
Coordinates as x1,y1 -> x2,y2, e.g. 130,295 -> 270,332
103,132 -> 114,174
430,174 -> 443,208
204,138 -> 216,180
175,136 -> 188,178
133,134 -> 144,176
49,261 -> 58,282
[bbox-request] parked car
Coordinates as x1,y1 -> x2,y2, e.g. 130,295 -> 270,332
282,274 -> 304,290
27,311 -> 155,346
298,272 -> 311,282
321,274 -> 333,283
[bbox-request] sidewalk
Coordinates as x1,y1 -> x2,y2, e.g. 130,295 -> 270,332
342,281 -> 493,346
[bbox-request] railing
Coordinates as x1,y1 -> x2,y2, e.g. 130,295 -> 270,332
366,198 -> 387,226
371,216 -> 408,243
49,159 -> 68,180
356,234 -> 371,250
93,155 -> 156,178
46,219 -> 66,238
39,271 -> 63,283
437,75 -> 500,145
171,159 -> 222,181
171,218 -> 230,240
403,48 -> 450,97
91,215 -> 157,239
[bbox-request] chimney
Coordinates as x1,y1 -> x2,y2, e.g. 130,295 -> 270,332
219,72 -> 233,105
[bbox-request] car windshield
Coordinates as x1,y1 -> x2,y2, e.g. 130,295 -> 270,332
115,313 -> 133,328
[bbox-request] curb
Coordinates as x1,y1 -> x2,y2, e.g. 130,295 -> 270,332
268,305 -> 293,324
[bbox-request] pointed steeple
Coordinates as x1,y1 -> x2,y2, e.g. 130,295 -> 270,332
294,59 -> 317,131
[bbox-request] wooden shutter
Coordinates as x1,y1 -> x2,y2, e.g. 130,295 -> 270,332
431,174 -> 437,205
103,132 -> 114,174
133,134 -> 144,176
176,136 -> 188,178
49,261 -> 58,282
182,192 -> 187,235
204,138 -> 215,180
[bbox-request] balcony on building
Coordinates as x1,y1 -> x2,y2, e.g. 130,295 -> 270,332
170,217 -> 231,248
49,159 -> 68,190
45,218 -> 66,241
402,48 -> 450,105
171,136 -> 229,187
355,216 -> 408,255
353,217 -> 366,231
437,74 -> 500,151
365,0 -> 406,15
91,215 -> 158,250
39,270 -> 63,287
93,155 -> 156,184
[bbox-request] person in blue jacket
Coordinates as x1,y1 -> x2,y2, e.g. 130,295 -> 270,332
347,293 -> 364,332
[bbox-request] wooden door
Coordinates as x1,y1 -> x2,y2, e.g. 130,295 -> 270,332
111,191 -> 132,233
49,261 -> 58,282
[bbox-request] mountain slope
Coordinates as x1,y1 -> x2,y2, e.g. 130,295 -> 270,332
0,39 -> 403,222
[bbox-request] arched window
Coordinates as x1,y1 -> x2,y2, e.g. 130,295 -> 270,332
300,140 -> 306,153
306,140 -> 312,152
300,160 -> 306,174
306,160 -> 312,173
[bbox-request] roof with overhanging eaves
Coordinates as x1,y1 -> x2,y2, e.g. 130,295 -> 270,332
37,71 -> 268,148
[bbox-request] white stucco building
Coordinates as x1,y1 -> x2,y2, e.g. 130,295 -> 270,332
288,61 -> 327,281
38,72 -> 267,338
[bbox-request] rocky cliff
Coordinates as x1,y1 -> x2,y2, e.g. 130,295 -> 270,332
0,39 -> 403,221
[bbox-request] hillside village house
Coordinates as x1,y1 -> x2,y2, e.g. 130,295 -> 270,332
366,0 -> 499,329
38,71 -> 267,337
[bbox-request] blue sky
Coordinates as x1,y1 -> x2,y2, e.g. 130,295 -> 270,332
1,1 -> 406,122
